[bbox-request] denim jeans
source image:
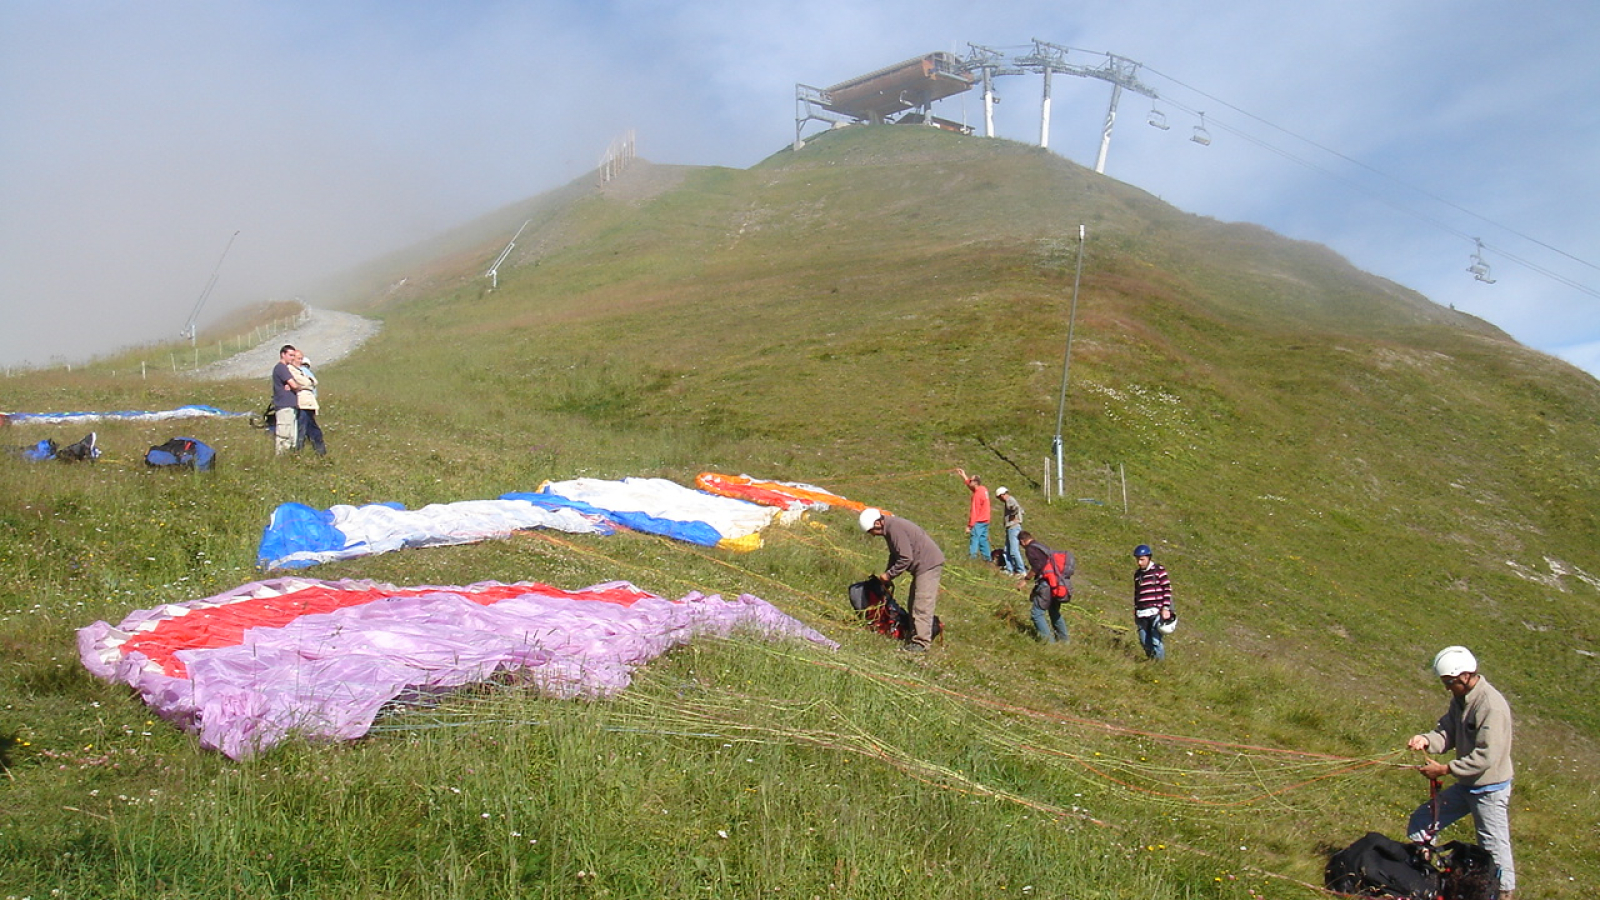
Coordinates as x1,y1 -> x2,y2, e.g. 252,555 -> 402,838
967,521 -> 991,559
1136,615 -> 1165,660
1004,525 -> 1025,574
296,408 -> 326,456
1030,582 -> 1069,642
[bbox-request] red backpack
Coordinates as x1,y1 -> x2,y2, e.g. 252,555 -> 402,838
1041,549 -> 1075,600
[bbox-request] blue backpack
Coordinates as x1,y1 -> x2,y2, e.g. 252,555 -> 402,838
144,437 -> 216,471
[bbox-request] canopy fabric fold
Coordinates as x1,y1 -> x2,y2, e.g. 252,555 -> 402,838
534,476 -> 786,552
695,472 -> 868,513
257,498 -> 613,570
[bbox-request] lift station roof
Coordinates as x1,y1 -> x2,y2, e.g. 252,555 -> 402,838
820,51 -> 974,121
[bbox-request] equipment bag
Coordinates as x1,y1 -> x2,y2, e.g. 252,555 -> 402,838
1325,832 -> 1440,899
21,438 -> 58,462
848,578 -> 942,642
1041,548 -> 1075,599
145,437 -> 216,471
1437,841 -> 1499,900
1325,832 -> 1499,900
252,403 -> 277,431
56,432 -> 100,462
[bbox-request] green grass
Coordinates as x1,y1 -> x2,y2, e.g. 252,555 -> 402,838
3,126 -> 1598,898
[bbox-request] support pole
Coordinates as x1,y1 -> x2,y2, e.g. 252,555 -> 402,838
1039,67 -> 1053,148
1052,436 -> 1063,500
1094,83 -> 1124,174
1051,224 -> 1086,498
983,69 -> 996,138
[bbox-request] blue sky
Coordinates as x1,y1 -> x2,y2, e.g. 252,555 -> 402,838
3,1 -> 1597,379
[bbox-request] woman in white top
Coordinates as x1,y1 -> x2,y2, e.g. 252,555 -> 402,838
290,351 -> 326,456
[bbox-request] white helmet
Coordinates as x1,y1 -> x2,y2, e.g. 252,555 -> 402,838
1431,646 -> 1477,678
995,486 -> 1008,496
858,508 -> 883,532
1157,613 -> 1178,634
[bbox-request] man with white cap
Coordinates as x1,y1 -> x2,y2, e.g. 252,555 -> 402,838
995,486 -> 1025,575
1405,645 -> 1516,899
858,508 -> 944,652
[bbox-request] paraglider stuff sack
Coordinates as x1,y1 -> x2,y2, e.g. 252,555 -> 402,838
145,438 -> 216,471
22,438 -> 59,462
1324,832 -> 1439,899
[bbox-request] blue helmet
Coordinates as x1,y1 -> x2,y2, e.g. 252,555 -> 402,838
1133,544 -> 1153,558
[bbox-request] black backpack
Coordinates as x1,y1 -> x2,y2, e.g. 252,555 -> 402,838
1325,833 -> 1499,900
848,578 -> 942,642
56,432 -> 100,462
251,402 -> 277,430
1326,833 -> 1439,898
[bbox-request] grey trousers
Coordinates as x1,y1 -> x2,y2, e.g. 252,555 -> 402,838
1408,781 -> 1515,891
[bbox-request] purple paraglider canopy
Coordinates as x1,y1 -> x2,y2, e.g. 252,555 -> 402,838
78,577 -> 836,759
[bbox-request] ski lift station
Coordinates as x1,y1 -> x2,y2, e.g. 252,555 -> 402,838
795,42 -> 1195,175
796,45 -> 1510,291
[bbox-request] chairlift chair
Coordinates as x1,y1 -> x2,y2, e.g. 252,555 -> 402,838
1191,111 -> 1212,146
1468,239 -> 1497,284
1147,102 -> 1170,130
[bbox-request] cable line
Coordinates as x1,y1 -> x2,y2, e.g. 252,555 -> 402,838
1141,65 -> 1600,278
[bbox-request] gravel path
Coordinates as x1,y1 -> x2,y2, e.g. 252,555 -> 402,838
190,308 -> 381,382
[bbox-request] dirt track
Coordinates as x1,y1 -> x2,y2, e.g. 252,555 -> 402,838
190,308 -> 380,382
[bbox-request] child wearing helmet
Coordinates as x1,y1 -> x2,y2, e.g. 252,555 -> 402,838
1132,544 -> 1175,660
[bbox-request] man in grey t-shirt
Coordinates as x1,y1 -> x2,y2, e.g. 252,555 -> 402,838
271,345 -> 304,456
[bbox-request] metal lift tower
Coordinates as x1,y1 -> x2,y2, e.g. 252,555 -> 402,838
796,43 -> 1167,175
963,41 -> 1160,174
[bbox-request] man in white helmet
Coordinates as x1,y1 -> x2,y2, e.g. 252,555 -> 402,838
1404,645 -> 1516,899
858,508 -> 944,652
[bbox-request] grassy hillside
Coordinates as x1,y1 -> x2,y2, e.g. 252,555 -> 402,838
3,125 -> 1597,899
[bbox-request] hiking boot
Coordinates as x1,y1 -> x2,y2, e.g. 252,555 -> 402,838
901,643 -> 927,653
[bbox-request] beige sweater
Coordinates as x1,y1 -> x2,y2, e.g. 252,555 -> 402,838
1416,676 -> 1515,787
